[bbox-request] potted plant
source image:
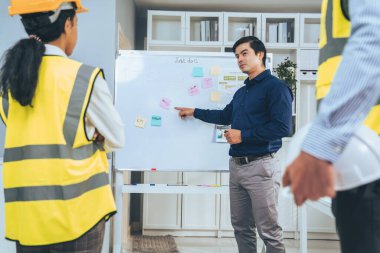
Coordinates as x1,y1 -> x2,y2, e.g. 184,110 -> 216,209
274,57 -> 297,97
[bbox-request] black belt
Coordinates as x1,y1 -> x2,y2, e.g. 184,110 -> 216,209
232,153 -> 275,165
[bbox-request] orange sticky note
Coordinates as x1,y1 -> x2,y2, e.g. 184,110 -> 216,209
210,91 -> 221,102
210,66 -> 221,76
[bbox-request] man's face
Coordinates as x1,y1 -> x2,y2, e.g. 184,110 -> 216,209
234,42 -> 263,75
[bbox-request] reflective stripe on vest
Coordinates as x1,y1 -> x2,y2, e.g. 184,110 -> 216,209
317,0 -> 380,134
316,0 -> 351,99
5,172 -> 109,202
2,92 -> 9,120
318,0 -> 348,64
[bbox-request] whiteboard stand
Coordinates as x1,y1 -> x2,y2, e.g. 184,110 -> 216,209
113,168 -> 124,253
112,167 -> 230,253
298,198 -> 334,253
299,205 -> 307,253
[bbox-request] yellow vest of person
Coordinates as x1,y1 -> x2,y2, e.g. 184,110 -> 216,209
0,56 -> 116,246
317,0 -> 380,134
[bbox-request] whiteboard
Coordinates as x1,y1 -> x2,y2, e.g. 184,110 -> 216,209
114,50 -> 247,171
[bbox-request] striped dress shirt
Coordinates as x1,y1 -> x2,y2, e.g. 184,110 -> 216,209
302,0 -> 380,163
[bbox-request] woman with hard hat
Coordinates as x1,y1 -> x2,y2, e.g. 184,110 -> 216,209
0,0 -> 124,252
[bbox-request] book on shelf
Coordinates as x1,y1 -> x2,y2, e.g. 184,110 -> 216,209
205,20 -> 210,41
287,21 -> 295,42
210,20 -> 218,41
249,23 -> 254,36
268,23 -> 278,43
278,22 -> 287,43
193,22 -> 201,41
198,20 -> 218,41
243,27 -> 250,36
200,20 -> 206,41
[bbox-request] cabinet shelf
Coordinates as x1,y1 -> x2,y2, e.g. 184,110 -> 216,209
186,12 -> 223,46
262,13 -> 299,48
223,12 -> 261,46
147,11 -> 185,45
300,14 -> 321,48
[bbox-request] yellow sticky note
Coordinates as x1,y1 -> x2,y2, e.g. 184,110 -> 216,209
210,91 -> 221,102
210,66 -> 221,76
135,116 -> 146,128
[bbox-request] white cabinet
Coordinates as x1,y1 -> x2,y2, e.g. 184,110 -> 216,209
143,172 -> 182,229
182,172 -> 220,230
220,173 -> 233,231
298,81 -> 317,129
262,13 -> 299,48
300,14 -> 321,48
147,11 -> 185,45
147,11 -> 223,51
299,49 -> 319,81
186,12 -> 223,46
223,12 -> 261,46
277,140 -> 298,233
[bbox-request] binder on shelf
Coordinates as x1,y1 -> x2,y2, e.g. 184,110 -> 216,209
268,23 -> 278,43
210,20 -> 218,41
249,23 -> 254,36
193,22 -> 201,41
200,20 -> 206,41
214,21 -> 218,41
244,27 -> 250,36
278,22 -> 287,43
287,21 -> 295,43
205,20 -> 210,41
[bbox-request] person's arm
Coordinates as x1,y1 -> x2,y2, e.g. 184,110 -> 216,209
241,83 -> 292,142
302,0 -> 380,162
283,0 -> 380,205
175,101 -> 233,126
86,76 -> 125,152
193,101 -> 233,125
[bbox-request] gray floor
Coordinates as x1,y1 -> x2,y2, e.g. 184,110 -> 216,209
124,237 -> 341,253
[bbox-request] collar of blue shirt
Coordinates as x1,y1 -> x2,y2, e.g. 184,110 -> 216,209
244,69 -> 270,86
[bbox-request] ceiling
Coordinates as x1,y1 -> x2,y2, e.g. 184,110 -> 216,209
133,0 -> 322,17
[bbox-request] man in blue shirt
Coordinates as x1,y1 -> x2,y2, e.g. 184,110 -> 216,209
283,1 -> 380,253
175,36 -> 292,253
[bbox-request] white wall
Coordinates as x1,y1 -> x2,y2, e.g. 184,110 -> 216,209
72,0 -> 117,94
117,0 -> 136,50
0,1 -> 118,252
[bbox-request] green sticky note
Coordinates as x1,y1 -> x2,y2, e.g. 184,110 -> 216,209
192,67 -> 204,77
151,115 -> 162,126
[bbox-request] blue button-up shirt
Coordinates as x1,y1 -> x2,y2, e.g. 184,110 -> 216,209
194,69 -> 293,157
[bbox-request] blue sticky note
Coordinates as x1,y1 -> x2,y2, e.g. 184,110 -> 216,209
192,67 -> 204,77
151,115 -> 162,126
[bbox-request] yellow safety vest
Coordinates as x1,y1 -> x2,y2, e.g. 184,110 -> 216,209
0,56 -> 116,246
317,0 -> 380,134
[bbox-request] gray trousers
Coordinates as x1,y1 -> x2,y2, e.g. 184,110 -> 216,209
229,155 -> 285,253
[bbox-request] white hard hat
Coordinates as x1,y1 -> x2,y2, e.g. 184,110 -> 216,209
286,123 -> 380,191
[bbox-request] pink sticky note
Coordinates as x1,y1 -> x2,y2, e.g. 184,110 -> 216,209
160,98 -> 171,109
188,85 -> 200,96
202,77 -> 213,89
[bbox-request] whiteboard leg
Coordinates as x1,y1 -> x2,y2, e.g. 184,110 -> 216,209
113,170 -> 124,253
299,205 -> 307,253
